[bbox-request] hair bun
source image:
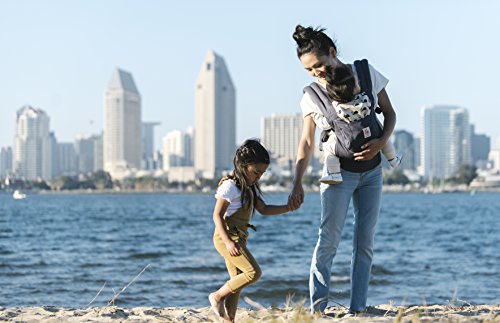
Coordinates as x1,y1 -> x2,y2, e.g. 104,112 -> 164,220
293,25 -> 314,45
293,24 -> 334,59
239,146 -> 249,155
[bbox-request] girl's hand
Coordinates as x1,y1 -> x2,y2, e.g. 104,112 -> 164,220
286,200 -> 298,212
225,240 -> 240,256
353,138 -> 385,161
288,183 -> 304,210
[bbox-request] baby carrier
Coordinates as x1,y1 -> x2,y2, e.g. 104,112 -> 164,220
303,59 -> 382,172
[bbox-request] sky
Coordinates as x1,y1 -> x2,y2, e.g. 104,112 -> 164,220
1,0 -> 500,150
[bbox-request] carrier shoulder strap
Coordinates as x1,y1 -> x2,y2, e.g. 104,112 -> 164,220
303,82 -> 339,133
303,82 -> 332,118
353,59 -> 374,110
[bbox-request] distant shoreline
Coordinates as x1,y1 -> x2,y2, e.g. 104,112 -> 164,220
2,186 -> 500,195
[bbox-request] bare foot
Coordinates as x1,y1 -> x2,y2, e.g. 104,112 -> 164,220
208,293 -> 227,319
224,305 -> 235,322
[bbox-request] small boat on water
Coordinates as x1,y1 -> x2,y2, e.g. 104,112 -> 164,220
13,190 -> 26,200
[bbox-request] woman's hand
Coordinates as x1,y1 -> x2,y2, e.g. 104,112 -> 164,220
353,138 -> 385,161
225,240 -> 240,256
287,114 -> 314,211
288,183 -> 304,210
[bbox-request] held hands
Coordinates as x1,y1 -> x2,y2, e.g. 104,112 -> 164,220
287,183 -> 304,211
353,138 -> 385,161
225,240 -> 240,256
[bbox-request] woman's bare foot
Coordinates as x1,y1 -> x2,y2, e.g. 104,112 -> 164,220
209,293 -> 227,319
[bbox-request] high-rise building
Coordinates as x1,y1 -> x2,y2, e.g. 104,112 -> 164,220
421,105 -> 471,180
104,68 -> 142,178
153,150 -> 163,171
75,134 -> 102,174
393,130 -> 416,171
489,149 -> 500,171
194,50 -> 236,179
261,113 -> 303,168
490,138 -> 500,171
142,122 -> 160,170
185,127 -> 194,166
57,143 -> 77,176
470,124 -> 490,165
50,132 -> 59,179
13,106 -> 52,180
0,146 -> 13,178
93,133 -> 103,172
414,137 -> 421,170
163,129 -> 194,171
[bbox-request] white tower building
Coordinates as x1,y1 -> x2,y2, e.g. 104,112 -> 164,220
13,106 -> 52,180
57,142 -> 77,176
104,68 -> 142,178
75,133 -> 103,174
422,105 -> 471,180
194,50 -> 236,179
162,129 -> 194,171
261,113 -> 303,167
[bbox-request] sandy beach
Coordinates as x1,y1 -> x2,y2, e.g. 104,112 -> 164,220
0,304 -> 498,322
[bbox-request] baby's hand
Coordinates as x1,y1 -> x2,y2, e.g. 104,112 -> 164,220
225,240 -> 240,256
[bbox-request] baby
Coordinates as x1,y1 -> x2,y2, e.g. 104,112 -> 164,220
316,64 -> 402,184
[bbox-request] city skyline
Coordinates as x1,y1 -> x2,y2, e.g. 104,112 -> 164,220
1,1 -> 500,151
3,100 -> 494,181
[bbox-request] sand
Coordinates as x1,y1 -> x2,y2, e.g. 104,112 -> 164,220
0,304 -> 498,322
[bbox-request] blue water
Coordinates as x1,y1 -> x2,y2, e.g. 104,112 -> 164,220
0,192 -> 498,308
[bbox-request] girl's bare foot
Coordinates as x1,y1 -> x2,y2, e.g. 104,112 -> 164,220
209,293 -> 227,319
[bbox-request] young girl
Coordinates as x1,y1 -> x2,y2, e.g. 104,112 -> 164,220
209,139 -> 292,322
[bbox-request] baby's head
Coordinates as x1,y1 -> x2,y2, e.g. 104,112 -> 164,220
325,64 -> 358,104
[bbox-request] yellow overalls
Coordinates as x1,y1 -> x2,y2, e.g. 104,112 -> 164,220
213,186 -> 262,310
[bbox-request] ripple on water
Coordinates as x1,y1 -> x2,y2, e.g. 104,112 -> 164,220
0,192 -> 498,307
127,251 -> 173,260
371,264 -> 396,275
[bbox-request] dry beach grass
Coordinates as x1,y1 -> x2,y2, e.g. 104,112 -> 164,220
2,265 -> 497,322
0,304 -> 498,322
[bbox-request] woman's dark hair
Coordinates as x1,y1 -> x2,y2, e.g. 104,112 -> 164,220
227,138 -> 270,205
325,64 -> 356,103
292,25 -> 337,58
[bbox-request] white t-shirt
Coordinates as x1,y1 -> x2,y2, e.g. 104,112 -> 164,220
300,62 -> 389,130
214,179 -> 260,217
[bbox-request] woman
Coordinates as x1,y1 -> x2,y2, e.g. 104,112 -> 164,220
288,25 -> 397,314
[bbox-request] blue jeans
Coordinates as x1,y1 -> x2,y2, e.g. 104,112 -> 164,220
310,165 -> 383,313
